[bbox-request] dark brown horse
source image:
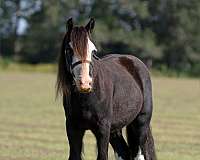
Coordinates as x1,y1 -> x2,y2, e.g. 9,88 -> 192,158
56,18 -> 156,160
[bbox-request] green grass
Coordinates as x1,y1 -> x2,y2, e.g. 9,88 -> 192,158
0,72 -> 199,160
0,59 -> 56,73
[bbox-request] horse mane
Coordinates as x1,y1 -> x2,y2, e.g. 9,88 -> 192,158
71,26 -> 88,60
56,32 -> 72,98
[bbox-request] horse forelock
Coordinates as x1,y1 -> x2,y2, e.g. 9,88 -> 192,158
71,26 -> 88,61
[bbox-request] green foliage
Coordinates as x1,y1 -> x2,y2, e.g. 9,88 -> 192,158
0,0 -> 200,76
0,57 -> 12,69
148,0 -> 200,72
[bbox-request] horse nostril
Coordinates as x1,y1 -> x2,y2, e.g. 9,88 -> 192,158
89,82 -> 92,86
79,80 -> 83,85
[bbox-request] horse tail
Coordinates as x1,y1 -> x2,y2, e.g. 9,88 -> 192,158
137,59 -> 157,160
143,126 -> 157,160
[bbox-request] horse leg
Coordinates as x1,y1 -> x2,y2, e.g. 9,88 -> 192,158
110,130 -> 130,160
92,121 -> 110,160
127,115 -> 156,160
127,119 -> 146,160
66,122 -> 85,160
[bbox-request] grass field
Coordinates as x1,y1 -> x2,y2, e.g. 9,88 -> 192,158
0,71 -> 199,160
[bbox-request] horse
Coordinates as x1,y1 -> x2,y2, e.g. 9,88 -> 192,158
56,18 -> 156,160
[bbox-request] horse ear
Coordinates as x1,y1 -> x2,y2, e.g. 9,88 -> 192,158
85,18 -> 95,33
66,18 -> 73,32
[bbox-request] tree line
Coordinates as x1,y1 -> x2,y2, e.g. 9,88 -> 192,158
0,0 -> 200,76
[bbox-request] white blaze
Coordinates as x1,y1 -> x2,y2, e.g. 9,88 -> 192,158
87,38 -> 97,56
80,38 -> 97,89
70,38 -> 97,90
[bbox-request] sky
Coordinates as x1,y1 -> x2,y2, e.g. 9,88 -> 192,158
18,18 -> 28,35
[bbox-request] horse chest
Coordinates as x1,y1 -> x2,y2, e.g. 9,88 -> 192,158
70,96 -> 110,130
70,107 -> 102,130
80,108 -> 93,120
71,90 -> 109,121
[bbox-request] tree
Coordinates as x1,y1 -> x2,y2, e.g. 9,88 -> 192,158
148,0 -> 200,72
0,0 -> 199,75
0,0 -> 41,58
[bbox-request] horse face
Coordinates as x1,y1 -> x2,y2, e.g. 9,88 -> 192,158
65,18 -> 96,93
69,38 -> 97,93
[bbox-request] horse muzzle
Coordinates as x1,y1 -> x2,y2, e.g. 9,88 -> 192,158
79,77 -> 92,93
79,87 -> 92,93
74,78 -> 93,93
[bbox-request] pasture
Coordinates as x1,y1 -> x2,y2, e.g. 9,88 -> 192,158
0,71 -> 199,160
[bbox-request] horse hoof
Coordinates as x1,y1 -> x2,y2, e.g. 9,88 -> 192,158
134,154 -> 145,160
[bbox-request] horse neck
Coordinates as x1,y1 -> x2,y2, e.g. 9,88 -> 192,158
92,59 -> 102,81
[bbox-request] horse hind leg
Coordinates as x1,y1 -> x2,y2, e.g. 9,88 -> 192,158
128,76 -> 156,160
127,119 -> 147,160
127,121 -> 141,160
110,130 -> 130,160
126,114 -> 156,160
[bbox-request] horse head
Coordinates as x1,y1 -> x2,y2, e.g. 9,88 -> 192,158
61,18 -> 97,94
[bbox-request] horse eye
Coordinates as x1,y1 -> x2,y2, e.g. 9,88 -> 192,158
66,49 -> 70,54
92,50 -> 97,54
66,48 -> 73,55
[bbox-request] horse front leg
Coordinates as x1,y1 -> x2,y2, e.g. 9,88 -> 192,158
66,122 -> 85,160
92,121 -> 110,160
